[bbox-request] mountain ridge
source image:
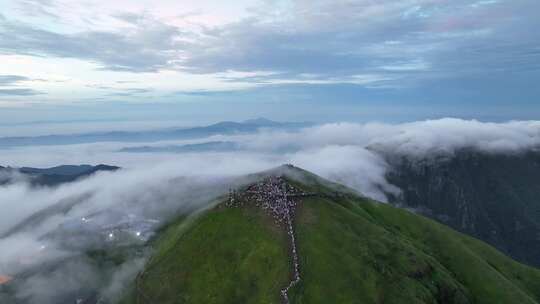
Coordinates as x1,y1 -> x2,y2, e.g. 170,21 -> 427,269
0,164 -> 119,186
123,165 -> 540,304
0,119 -> 312,148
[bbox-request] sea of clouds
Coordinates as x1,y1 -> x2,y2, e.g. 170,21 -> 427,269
1,118 -> 539,303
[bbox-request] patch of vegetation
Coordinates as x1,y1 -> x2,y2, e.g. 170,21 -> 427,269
291,195 -> 540,303
132,206 -> 290,304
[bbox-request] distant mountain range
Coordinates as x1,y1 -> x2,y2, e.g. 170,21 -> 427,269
384,150 -> 540,268
0,164 -> 119,186
118,141 -> 240,153
0,118 -> 311,148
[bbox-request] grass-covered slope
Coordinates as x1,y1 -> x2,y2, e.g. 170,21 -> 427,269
127,167 -> 540,304
126,206 -> 290,304
291,196 -> 540,303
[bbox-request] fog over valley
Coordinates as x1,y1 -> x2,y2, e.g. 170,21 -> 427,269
2,0 -> 540,301
1,117 -> 540,302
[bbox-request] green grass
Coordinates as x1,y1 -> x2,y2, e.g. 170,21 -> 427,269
126,171 -> 540,304
132,206 -> 290,304
291,196 -> 540,303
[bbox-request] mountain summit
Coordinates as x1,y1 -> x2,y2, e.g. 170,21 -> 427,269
124,165 -> 540,304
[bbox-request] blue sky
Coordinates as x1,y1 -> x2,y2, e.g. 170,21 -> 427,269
0,0 -> 539,124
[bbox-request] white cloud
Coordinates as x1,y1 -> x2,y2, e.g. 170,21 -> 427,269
2,0 -> 539,107
290,145 -> 401,201
240,118 -> 540,157
1,118 -> 540,301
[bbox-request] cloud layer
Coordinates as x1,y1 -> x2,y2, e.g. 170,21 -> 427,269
0,166 -> 246,303
247,118 -> 540,156
0,0 -> 539,118
4,0 -> 538,80
1,118 -> 540,302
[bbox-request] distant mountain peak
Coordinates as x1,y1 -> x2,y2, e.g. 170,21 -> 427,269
1,164 -> 120,187
242,117 -> 280,125
20,164 -> 94,176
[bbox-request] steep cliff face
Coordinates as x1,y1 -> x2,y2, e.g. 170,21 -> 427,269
385,150 -> 540,267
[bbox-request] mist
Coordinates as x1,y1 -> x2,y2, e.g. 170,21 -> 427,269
0,166 -> 260,303
1,118 -> 539,303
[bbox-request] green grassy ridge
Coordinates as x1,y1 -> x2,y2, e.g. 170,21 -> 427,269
127,170 -> 540,304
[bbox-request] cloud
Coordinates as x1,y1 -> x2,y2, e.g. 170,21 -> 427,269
100,257 -> 147,302
106,88 -> 154,97
241,118 -> 540,157
14,0 -> 59,20
14,258 -> 102,304
0,163 -> 260,302
0,0 -> 538,116
2,0 -> 539,88
0,14 -> 185,72
290,145 -> 401,202
1,118 -> 540,301
0,89 -> 43,96
2,118 -> 539,201
179,0 -> 540,86
0,75 -> 43,97
0,75 -> 30,86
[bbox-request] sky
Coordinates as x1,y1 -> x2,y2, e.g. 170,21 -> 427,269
0,0 -> 539,124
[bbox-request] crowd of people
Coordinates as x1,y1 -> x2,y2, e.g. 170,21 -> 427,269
227,176 -> 309,303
